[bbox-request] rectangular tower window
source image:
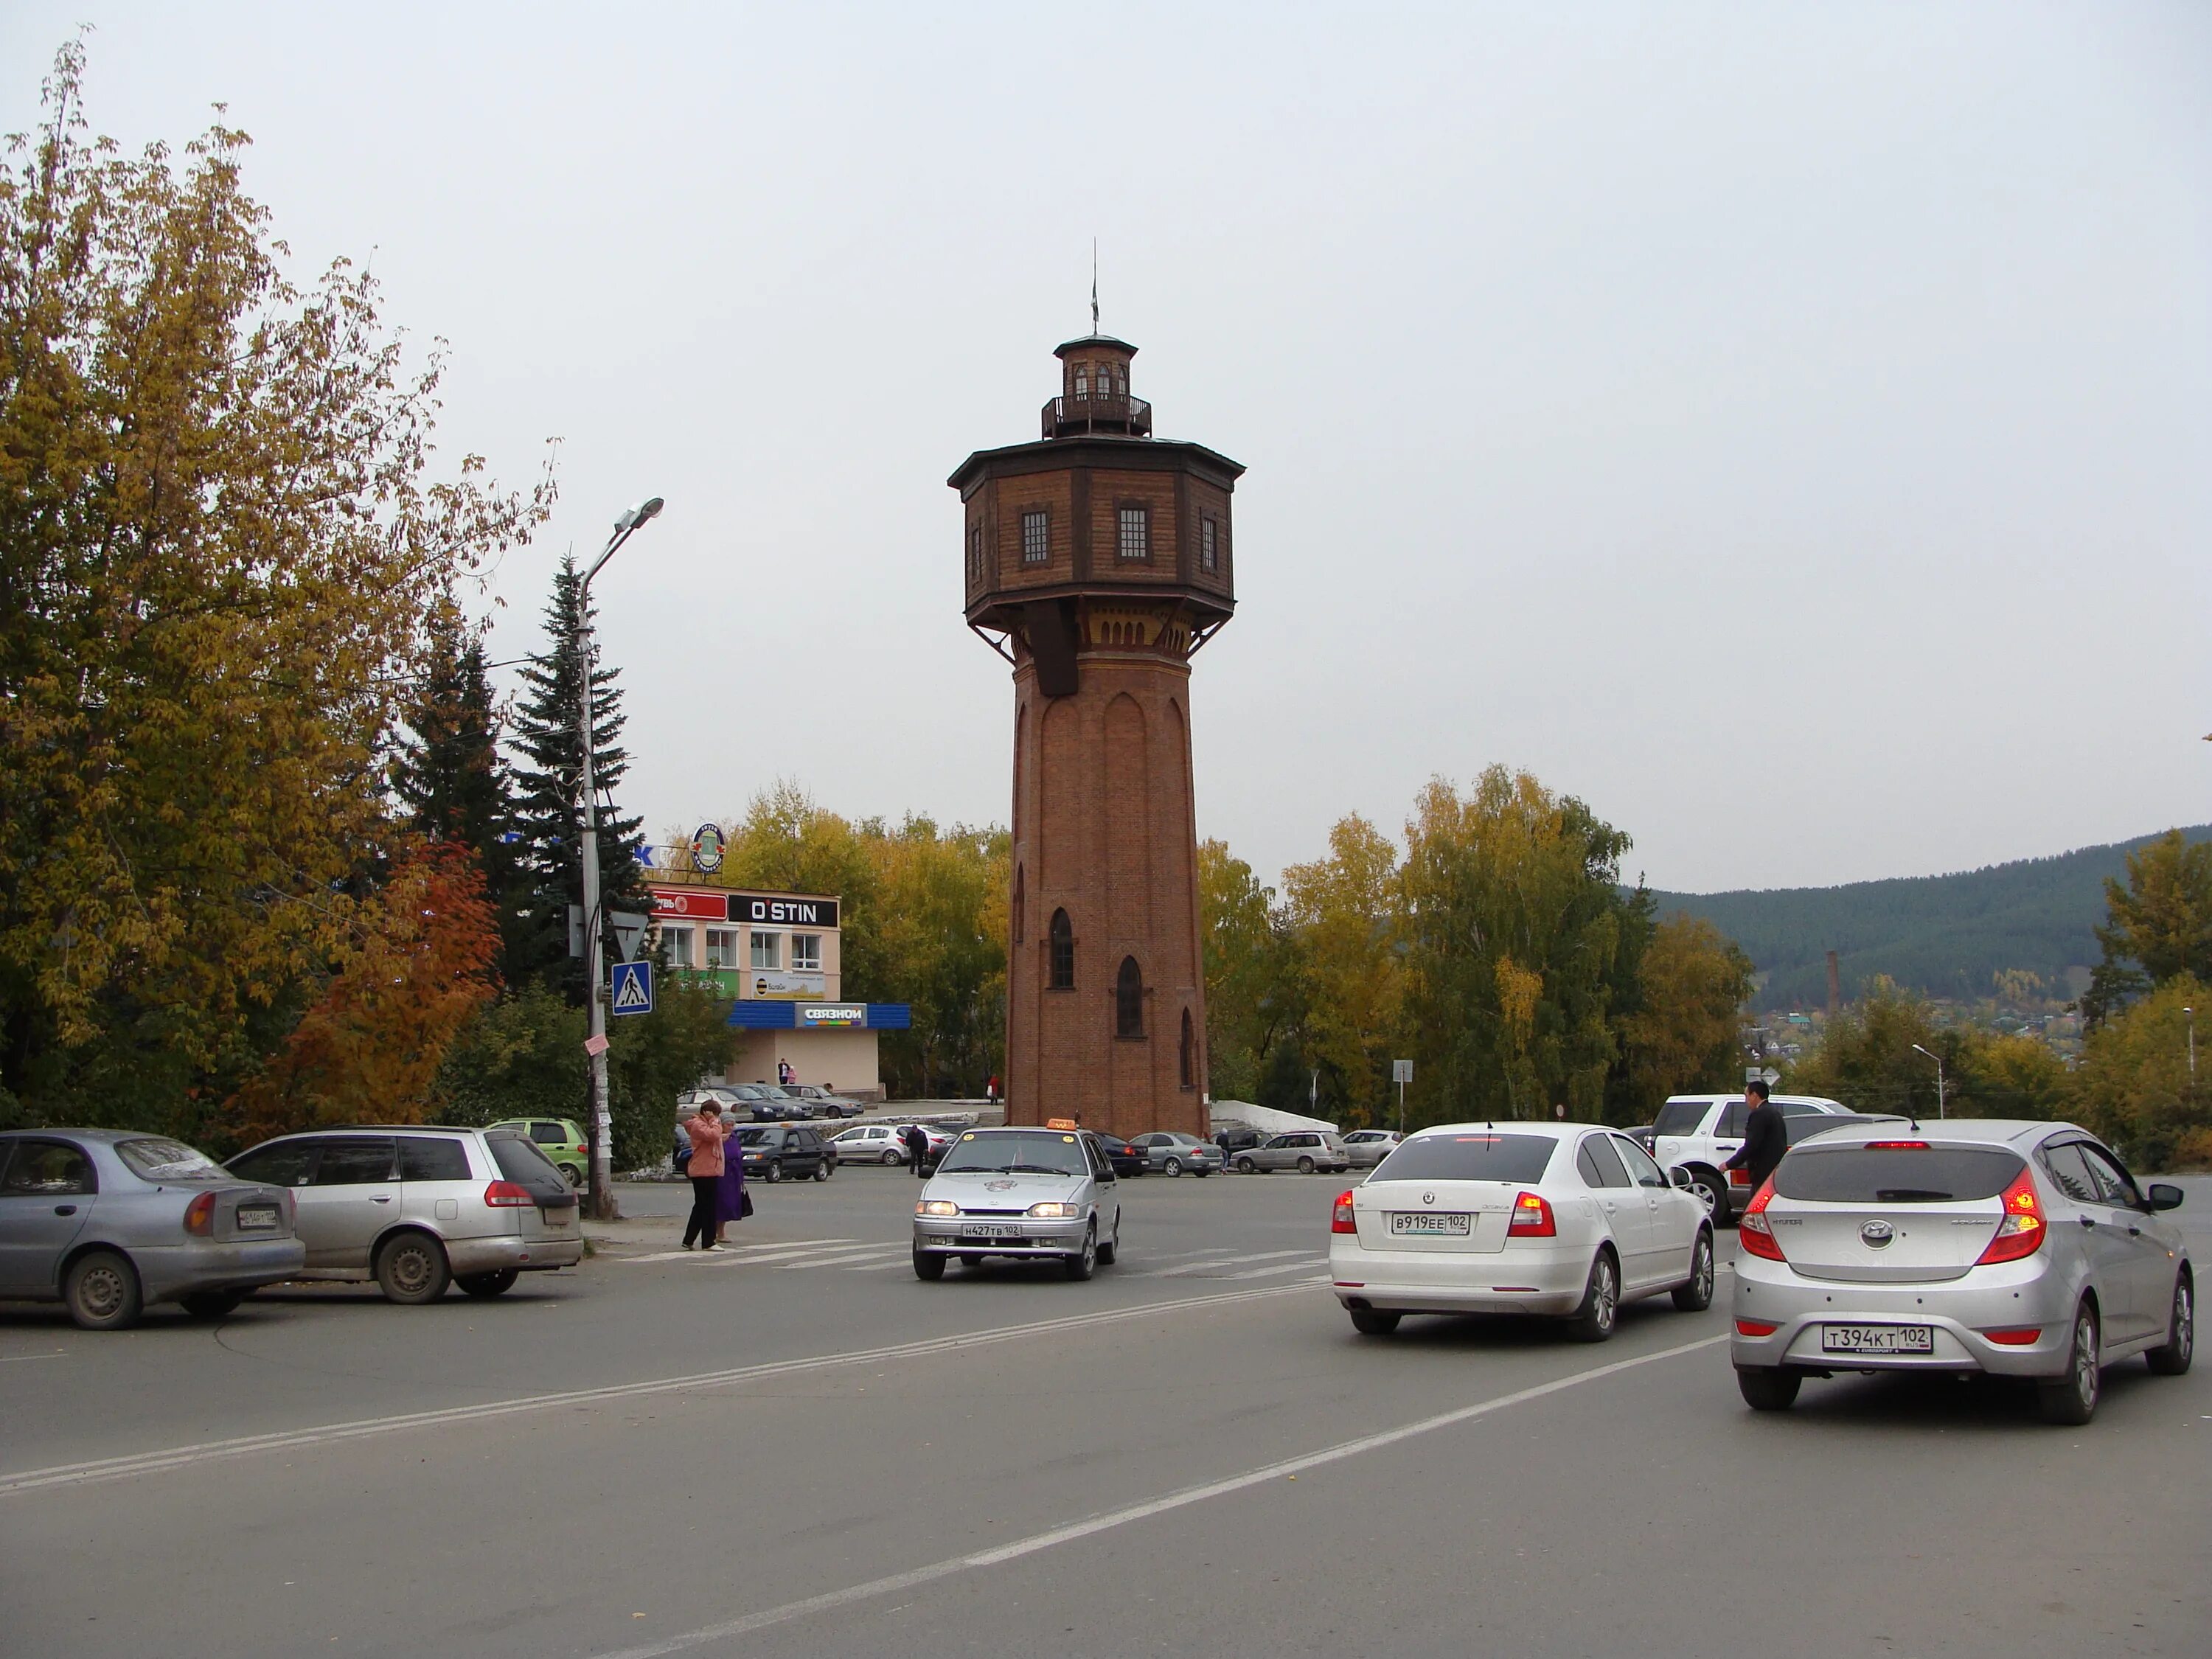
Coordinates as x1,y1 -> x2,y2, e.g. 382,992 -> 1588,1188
1200,517 -> 1218,573
968,525 -> 982,582
1022,509 -> 1049,564
1117,506 -> 1150,561
750,931 -> 780,970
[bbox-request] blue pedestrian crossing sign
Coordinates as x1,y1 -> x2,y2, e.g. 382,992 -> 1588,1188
611,959 -> 654,1017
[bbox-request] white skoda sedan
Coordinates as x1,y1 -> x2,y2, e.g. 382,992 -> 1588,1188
1329,1123 -> 1715,1341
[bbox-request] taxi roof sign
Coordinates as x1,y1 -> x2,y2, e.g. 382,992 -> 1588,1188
1044,1117 -> 1079,1131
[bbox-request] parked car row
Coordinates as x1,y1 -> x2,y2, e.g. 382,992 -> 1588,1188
0,1123 -> 583,1329
1332,1115 -> 2194,1427
675,1082 -> 866,1124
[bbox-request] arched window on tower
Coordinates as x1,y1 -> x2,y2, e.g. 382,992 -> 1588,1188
1116,956 -> 1144,1039
1012,866 -> 1026,945
1048,908 -> 1074,989
1179,1009 -> 1194,1087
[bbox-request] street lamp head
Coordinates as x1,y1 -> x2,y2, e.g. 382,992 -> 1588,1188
616,496 -> 665,532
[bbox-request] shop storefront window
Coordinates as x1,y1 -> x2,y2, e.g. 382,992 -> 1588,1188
704,928 -> 739,970
791,933 -> 822,972
660,925 -> 694,969
750,931 -> 780,970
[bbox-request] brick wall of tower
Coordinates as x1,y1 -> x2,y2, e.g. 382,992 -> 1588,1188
1004,648 -> 1208,1140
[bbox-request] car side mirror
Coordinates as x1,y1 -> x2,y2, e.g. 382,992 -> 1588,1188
1667,1166 -> 1694,1190
2146,1183 -> 2185,1211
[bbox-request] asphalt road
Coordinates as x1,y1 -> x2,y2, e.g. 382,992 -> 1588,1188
4,1166 -> 2208,1658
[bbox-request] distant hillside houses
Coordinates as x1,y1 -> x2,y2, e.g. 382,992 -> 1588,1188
1651,826 -> 2212,1013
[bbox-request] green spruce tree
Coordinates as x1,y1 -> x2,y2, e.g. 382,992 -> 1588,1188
508,557 -> 650,1000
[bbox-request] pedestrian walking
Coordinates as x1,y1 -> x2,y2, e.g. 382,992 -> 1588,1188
714,1125 -> 750,1244
1724,1078 -> 1787,1196
777,1057 -> 793,1087
985,1074 -> 999,1105
901,1122 -> 931,1177
681,1102 -> 734,1250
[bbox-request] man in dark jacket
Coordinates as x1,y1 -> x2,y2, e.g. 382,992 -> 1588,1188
901,1122 -> 931,1177
1725,1079 -> 1787,1194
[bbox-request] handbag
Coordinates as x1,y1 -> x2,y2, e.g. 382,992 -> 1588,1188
738,1188 -> 754,1219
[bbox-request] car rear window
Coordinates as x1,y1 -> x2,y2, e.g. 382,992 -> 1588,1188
485,1133 -> 566,1189
1652,1101 -> 1707,1137
1775,1145 -> 2025,1203
1371,1133 -> 1558,1183
115,1138 -> 229,1181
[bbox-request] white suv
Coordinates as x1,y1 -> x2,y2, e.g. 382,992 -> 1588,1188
1649,1093 -> 1852,1221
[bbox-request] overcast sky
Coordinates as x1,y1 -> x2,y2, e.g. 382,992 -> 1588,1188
7,4 -> 2208,894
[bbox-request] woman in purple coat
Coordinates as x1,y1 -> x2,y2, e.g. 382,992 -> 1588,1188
714,1133 -> 749,1244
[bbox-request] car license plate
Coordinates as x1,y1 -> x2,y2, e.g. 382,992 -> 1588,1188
235,1204 -> 280,1232
1390,1212 -> 1470,1237
961,1222 -> 1023,1239
540,1208 -> 570,1228
1821,1324 -> 1933,1355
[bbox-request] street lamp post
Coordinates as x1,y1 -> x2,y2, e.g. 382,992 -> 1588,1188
577,496 -> 663,1222
2186,1006 -> 2197,1083
1910,1043 -> 1946,1120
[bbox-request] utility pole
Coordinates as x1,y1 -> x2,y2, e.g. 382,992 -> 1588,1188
2186,1006 -> 2197,1083
577,496 -> 663,1221
1911,1042 -> 1946,1120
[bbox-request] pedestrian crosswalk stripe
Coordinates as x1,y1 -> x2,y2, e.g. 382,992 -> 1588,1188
771,1247 -> 904,1270
1150,1250 -> 1308,1277
1220,1258 -> 1329,1281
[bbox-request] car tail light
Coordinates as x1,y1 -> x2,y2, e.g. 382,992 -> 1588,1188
183,1191 -> 218,1236
1981,1326 -> 2042,1346
1507,1192 -> 1555,1237
1331,1191 -> 1357,1234
1975,1166 -> 2046,1265
1735,1318 -> 1779,1337
484,1180 -> 533,1208
1728,1167 -> 1750,1187
1866,1140 -> 1931,1150
1737,1178 -> 1786,1261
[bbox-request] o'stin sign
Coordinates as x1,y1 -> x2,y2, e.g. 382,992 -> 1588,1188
690,822 -> 726,873
799,1004 -> 866,1028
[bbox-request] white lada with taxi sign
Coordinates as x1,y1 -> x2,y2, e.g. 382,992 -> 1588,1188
1329,1122 -> 1715,1341
912,1124 -> 1121,1282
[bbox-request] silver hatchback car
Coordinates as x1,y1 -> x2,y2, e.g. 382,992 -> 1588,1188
1731,1119 -> 2192,1423
0,1130 -> 306,1329
226,1126 -> 582,1303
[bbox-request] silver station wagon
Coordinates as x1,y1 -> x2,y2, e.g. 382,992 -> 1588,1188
1731,1119 -> 2192,1423
226,1125 -> 582,1304
0,1130 -> 306,1329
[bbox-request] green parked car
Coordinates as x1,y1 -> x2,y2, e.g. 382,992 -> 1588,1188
485,1117 -> 588,1188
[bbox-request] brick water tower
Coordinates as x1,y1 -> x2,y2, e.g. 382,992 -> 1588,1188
950,330 -> 1243,1137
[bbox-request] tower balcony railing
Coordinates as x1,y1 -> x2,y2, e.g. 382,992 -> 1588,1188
1041,393 -> 1152,439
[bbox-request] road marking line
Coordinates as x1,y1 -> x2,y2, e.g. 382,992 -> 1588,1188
0,1352 -> 66,1364
619,1238 -> 859,1264
596,1330 -> 1732,1658
1151,1250 -> 1308,1277
771,1248 -> 905,1270
0,1281 -> 1318,1497
1219,1258 -> 1330,1281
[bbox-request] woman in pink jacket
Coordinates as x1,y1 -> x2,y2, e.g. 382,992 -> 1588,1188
681,1101 -> 733,1250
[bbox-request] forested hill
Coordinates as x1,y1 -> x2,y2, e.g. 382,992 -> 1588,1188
1649,827 -> 2212,1008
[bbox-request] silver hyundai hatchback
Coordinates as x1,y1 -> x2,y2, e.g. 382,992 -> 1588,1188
226,1126 -> 582,1303
1731,1119 -> 2192,1423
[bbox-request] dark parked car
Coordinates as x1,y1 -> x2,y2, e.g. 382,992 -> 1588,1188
1089,1130 -> 1149,1178
735,1124 -> 831,1183
1214,1127 -> 1265,1164
782,1084 -> 866,1119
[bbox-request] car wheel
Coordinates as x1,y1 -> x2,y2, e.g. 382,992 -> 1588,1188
882,1150 -> 900,1166
1690,1171 -> 1729,1224
560,1164 -> 584,1189
912,1249 -> 945,1281
1565,1249 -> 1618,1343
1098,1217 -> 1119,1266
2039,1302 -> 2102,1425
63,1250 -> 143,1331
1672,1229 -> 1717,1312
1350,1307 -> 1401,1337
1296,1155 -> 1316,1174
1236,1156 -> 1256,1174
457,1269 -> 519,1298
2147,1274 -> 2194,1376
374,1231 -> 451,1305
1064,1224 -> 1097,1281
1736,1366 -> 1801,1411
813,1162 -> 830,1182
1163,1156 -> 1183,1177
179,1290 -> 243,1320
766,1160 -> 784,1183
